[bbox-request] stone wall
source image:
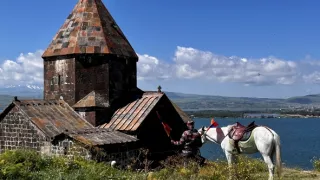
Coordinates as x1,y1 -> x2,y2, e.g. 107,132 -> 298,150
44,57 -> 76,105
109,59 -> 136,105
46,135 -> 139,165
0,107 -> 139,166
75,56 -> 109,105
76,109 -> 110,127
104,149 -> 140,166
0,107 -> 46,153
77,110 -> 96,126
0,107 -> 91,160
43,136 -> 92,160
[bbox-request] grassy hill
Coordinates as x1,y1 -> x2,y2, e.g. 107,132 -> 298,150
165,92 -> 284,110
1,92 -> 320,112
286,94 -> 320,104
165,92 -> 320,111
0,149 -> 319,180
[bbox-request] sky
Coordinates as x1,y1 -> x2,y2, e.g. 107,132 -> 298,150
0,0 -> 320,98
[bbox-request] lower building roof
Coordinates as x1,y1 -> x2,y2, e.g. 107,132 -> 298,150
68,128 -> 138,146
0,98 -> 139,146
99,92 -> 163,131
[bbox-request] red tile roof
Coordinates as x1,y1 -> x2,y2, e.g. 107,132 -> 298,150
99,92 -> 163,131
42,0 -> 137,60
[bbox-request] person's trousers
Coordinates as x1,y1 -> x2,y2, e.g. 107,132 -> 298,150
181,151 -> 205,166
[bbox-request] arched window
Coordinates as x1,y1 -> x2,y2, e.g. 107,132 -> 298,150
50,78 -> 54,91
58,75 -> 61,85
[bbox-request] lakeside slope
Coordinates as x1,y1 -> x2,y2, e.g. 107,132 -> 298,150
0,150 -> 319,180
1,92 -> 320,112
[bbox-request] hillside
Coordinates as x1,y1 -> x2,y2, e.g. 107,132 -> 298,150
1,91 -> 320,112
286,94 -> 320,104
165,92 -> 320,111
0,149 -> 319,180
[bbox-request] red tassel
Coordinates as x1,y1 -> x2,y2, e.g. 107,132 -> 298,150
211,118 -> 219,127
162,122 -> 172,136
157,111 -> 172,137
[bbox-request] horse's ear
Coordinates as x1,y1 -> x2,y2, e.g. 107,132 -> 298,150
201,126 -> 205,131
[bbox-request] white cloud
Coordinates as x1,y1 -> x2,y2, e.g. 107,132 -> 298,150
137,54 -> 173,80
137,46 -> 304,86
303,72 -> 320,84
173,47 -> 298,85
0,47 -> 319,88
0,50 -> 44,86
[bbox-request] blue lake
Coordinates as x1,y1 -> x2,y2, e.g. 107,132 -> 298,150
194,117 -> 320,170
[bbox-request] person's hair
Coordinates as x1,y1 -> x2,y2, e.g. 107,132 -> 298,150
187,120 -> 194,125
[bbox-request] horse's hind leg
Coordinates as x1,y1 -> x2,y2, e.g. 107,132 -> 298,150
262,154 -> 274,180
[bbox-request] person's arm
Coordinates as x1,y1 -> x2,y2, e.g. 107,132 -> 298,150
171,131 -> 188,145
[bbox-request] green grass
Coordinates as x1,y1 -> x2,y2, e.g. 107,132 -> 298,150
0,150 -> 319,180
0,150 -> 145,180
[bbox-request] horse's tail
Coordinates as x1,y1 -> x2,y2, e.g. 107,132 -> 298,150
272,130 -> 282,178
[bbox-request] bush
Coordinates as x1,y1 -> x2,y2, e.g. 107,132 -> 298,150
313,158 -> 320,172
151,154 -> 267,180
0,149 -> 146,180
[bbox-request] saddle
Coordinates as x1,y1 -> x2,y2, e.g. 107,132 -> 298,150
228,121 -> 258,153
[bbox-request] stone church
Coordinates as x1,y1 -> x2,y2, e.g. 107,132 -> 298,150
0,0 -> 191,162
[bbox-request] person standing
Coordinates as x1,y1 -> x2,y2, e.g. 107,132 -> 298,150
171,120 -> 205,166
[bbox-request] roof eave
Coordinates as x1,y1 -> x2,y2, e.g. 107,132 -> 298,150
42,52 -> 139,62
0,102 -> 15,122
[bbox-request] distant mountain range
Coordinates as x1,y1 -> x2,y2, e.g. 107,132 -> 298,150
0,85 -> 320,111
164,92 -> 320,111
0,85 -> 43,98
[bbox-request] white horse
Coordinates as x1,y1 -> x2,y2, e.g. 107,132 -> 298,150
198,123 -> 282,180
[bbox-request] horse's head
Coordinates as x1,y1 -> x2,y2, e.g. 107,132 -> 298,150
198,126 -> 226,145
198,126 -> 208,144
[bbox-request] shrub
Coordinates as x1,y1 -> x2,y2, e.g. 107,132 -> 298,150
152,154 -> 267,180
0,149 -> 146,180
313,158 -> 320,172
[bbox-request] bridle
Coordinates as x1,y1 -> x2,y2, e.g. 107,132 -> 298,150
200,126 -> 229,145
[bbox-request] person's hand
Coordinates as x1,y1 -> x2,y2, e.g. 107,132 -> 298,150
171,140 -> 175,144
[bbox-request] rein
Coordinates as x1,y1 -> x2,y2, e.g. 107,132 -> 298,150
202,127 -> 229,144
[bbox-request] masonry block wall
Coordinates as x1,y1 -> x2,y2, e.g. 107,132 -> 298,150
44,58 -> 76,105
108,59 -> 137,104
75,56 -> 110,105
0,108 -> 91,159
44,55 -> 137,108
0,107 -> 46,153
77,109 -> 110,127
48,137 -> 92,159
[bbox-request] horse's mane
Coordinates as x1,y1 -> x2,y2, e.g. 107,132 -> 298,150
225,125 -> 234,131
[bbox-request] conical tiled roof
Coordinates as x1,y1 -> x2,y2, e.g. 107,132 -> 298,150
42,0 -> 138,60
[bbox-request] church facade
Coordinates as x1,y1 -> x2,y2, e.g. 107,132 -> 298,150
0,0 -> 191,163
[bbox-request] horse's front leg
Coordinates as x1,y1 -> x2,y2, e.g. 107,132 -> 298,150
225,151 -> 234,180
225,151 -> 233,167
